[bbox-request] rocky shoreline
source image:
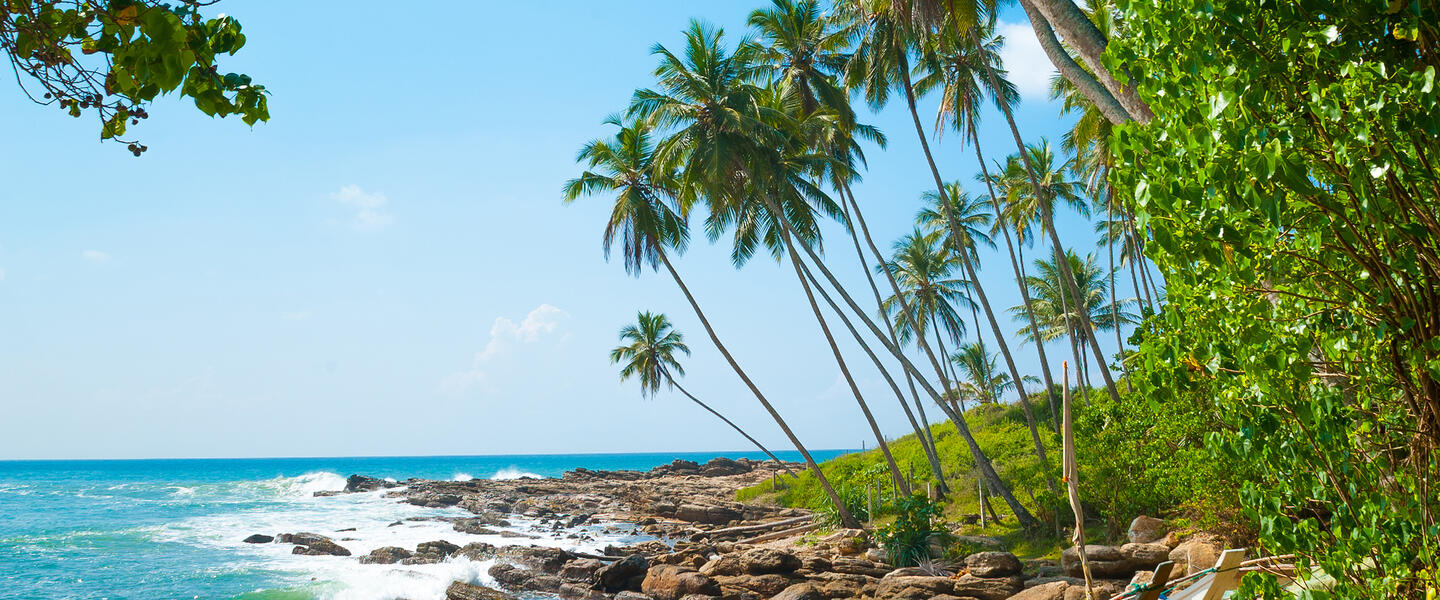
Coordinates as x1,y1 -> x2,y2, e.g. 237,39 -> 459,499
246,458 -> 1229,600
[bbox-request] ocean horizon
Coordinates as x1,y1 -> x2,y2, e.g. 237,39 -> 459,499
0,450 -> 853,600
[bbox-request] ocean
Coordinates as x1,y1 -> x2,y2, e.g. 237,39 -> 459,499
0,451 -> 849,600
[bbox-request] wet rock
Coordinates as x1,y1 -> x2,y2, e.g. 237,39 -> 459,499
360,546 -> 413,564
454,519 -> 501,535
344,474 -> 397,493
963,551 -> 1021,577
419,540 -> 462,557
458,542 -> 497,561
595,554 -> 650,592
242,534 -> 274,544
641,565 -> 721,600
445,581 -> 516,600
950,574 -> 1023,600
1127,516 -> 1169,544
560,558 -> 605,583
292,538 -> 351,556
567,513 -> 594,527
501,546 -> 574,573
275,532 -> 328,546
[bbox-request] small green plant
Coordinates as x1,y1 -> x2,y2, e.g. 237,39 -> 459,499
816,484 -> 870,528
878,493 -> 949,567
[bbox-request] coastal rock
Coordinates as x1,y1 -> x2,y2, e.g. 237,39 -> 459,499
1168,535 -> 1224,575
674,504 -> 743,525
418,540 -> 462,557
805,572 -> 876,598
614,593 -> 655,600
275,532 -> 328,546
560,558 -> 605,583
950,574 -> 1023,600
242,534 -> 274,544
698,457 -> 752,477
963,551 -> 1021,577
1010,581 -> 1071,600
875,575 -> 954,600
500,546 -> 573,573
641,565 -> 721,600
445,581 -> 516,600
739,548 -> 802,574
714,573 -> 802,597
829,557 -> 891,577
559,582 -> 605,599
770,582 -> 824,600
1126,516 -> 1169,544
454,519 -> 502,535
292,538 -> 351,556
594,554 -> 650,592
458,542 -> 497,561
360,546 -> 413,564
1120,543 -> 1171,570
1061,545 -> 1131,578
343,474 -> 397,493
1062,579 -> 1128,600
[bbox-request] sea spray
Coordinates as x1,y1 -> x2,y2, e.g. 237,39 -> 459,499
488,468 -> 542,481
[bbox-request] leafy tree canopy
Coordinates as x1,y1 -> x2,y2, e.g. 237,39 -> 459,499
1,0 -> 268,154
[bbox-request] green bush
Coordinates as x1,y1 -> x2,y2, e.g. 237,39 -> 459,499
878,494 -> 949,567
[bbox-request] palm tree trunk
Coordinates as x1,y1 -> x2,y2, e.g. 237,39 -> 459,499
974,129 -> 1059,403
663,370 -> 798,478
797,258 -> 928,495
770,211 -> 911,496
839,183 -> 949,493
891,51 -> 1047,524
1102,180 -> 1133,390
1017,243 -> 1060,432
656,251 -> 859,528
978,51 -> 1124,406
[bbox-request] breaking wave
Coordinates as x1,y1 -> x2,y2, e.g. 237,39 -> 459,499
489,468 -> 542,481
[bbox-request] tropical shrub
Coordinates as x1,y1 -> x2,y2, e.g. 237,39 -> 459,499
878,493 -> 948,567
1110,1 -> 1440,596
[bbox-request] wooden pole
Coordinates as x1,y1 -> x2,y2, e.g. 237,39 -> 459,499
979,478 -> 986,529
867,484 -> 874,526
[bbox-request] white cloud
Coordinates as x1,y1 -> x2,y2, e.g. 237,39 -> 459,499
442,304 -> 570,393
997,20 -> 1057,101
81,250 -> 111,263
331,184 -> 394,231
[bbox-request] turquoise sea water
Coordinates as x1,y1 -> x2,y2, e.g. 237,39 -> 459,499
0,451 -> 849,600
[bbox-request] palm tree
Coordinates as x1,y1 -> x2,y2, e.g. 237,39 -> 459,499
842,0 -> 1040,528
951,342 -> 1012,405
880,228 -> 971,348
747,0 -> 855,125
915,184 -> 994,264
563,113 -> 857,527
1012,250 -> 1138,390
612,311 -> 796,476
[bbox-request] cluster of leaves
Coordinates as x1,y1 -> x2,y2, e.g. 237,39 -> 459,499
1072,378 -> 1246,538
1,0 -> 267,153
1109,0 -> 1440,597
814,483 -> 871,528
877,493 -> 949,567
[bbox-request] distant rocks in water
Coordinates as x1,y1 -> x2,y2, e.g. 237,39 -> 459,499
445,581 -> 517,600
277,532 -> 351,556
564,457 -> 767,481
241,534 -> 273,544
359,546 -> 412,565
345,474 -> 399,493
403,540 -> 462,565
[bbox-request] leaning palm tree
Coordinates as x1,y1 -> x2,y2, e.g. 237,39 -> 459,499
840,0 -> 1040,528
747,0 -> 855,125
881,228 -> 971,349
1012,250 -> 1139,391
563,114 -> 855,525
951,342 -> 1012,405
915,184 -> 994,264
612,311 -> 795,476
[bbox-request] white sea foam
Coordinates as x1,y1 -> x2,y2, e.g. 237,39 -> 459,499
450,473 -> 474,482
148,474 -> 652,600
488,468 -> 542,481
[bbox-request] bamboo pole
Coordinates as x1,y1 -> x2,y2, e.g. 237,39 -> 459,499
1063,362 -> 1097,599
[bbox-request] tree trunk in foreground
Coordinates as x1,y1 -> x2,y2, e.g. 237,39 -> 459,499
657,252 -> 859,528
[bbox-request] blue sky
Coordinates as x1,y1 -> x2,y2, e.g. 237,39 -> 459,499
0,1 -> 1139,460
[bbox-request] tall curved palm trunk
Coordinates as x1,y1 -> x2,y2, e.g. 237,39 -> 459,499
657,251 -> 859,528
661,368 -> 797,477
970,128 -> 1060,423
978,51 -> 1123,405
839,182 -> 949,494
763,196 -> 912,497
895,50 -> 1057,496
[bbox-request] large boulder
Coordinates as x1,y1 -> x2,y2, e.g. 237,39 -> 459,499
740,548 -> 801,575
963,551 -> 1022,577
276,532 -> 328,546
242,534 -> 274,544
1061,545 -> 1131,578
446,581 -> 516,600
343,474 -> 396,493
1062,579 -> 1128,600
1126,516 -> 1169,544
1120,543 -> 1171,570
951,574 -> 1023,600
806,572 -> 878,599
699,457 -> 753,477
714,573 -> 803,597
829,557 -> 891,577
360,546 -> 413,565
1168,535 -> 1224,575
594,554 -> 650,592
292,538 -> 350,556
560,558 -> 605,583
771,583 -> 824,600
1009,581 -> 1071,600
500,546 -> 574,573
875,575 -> 955,600
641,565 -> 721,600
